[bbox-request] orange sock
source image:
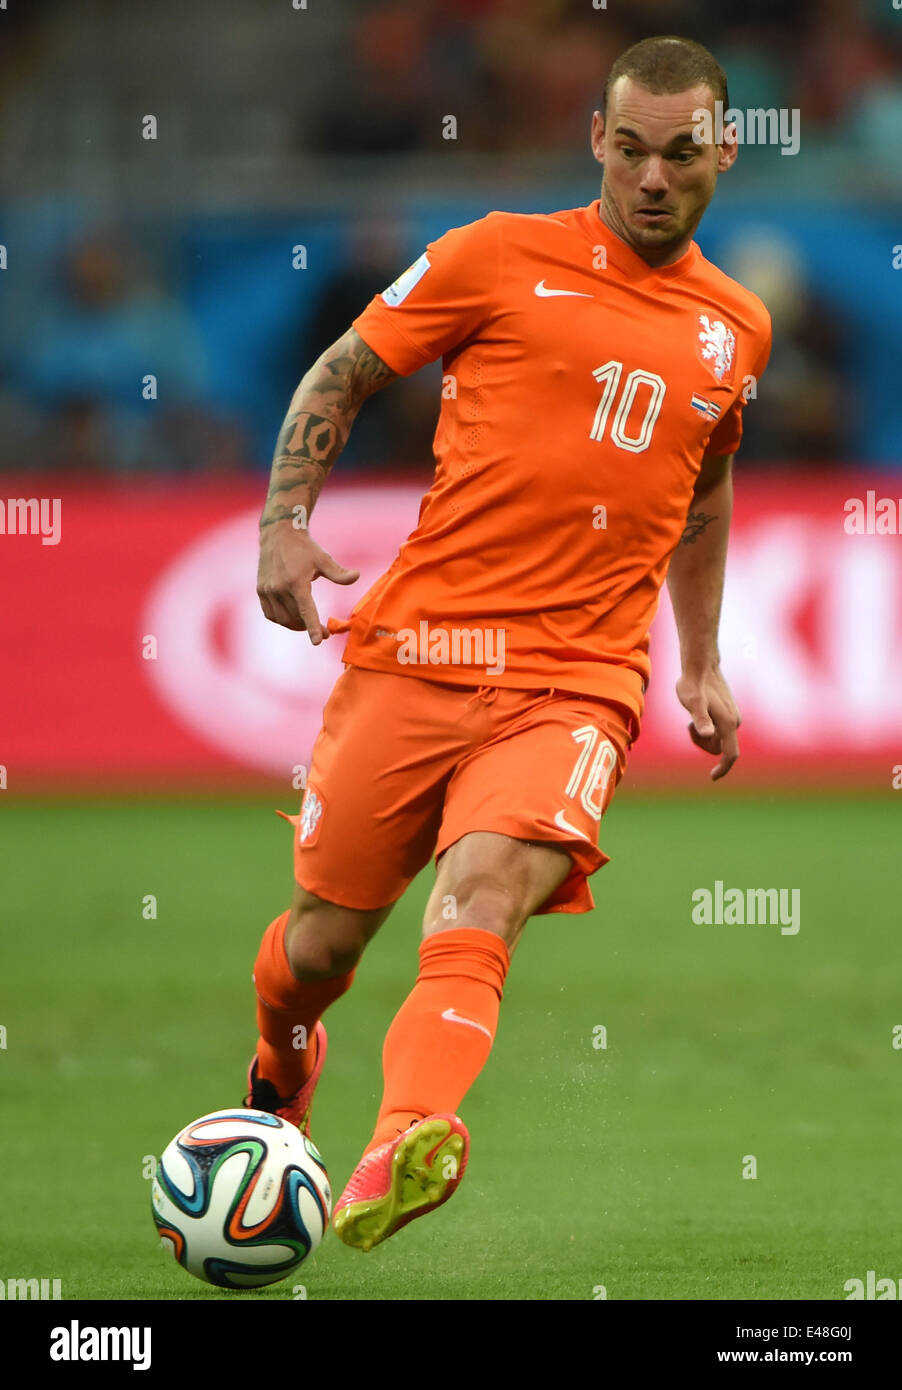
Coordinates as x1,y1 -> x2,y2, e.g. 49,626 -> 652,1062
253,911 -> 355,1098
363,927 -> 510,1155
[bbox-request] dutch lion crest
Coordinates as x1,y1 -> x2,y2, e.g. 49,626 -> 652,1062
696,314 -> 736,384
299,789 -> 323,844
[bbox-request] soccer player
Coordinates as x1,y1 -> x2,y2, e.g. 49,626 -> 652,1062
247,35 -> 772,1252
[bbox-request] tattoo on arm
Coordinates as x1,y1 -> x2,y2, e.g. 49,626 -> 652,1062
680,510 -> 718,545
261,331 -> 398,527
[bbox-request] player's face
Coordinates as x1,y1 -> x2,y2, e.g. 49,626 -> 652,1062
591,78 -> 737,266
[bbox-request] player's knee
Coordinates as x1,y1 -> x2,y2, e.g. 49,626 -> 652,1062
284,886 -> 371,980
284,918 -> 363,981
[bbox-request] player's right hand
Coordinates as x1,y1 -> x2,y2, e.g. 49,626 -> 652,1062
256,522 -> 359,643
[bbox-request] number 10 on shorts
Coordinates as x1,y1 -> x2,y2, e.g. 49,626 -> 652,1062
566,726 -> 618,819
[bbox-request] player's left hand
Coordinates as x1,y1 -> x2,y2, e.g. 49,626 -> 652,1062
675,667 -> 741,782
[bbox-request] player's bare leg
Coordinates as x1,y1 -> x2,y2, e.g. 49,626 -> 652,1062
333,832 -> 571,1250
283,881 -> 390,980
245,883 -> 391,1136
421,829 -> 572,953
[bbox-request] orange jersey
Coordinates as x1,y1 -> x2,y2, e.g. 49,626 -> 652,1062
333,200 -> 771,719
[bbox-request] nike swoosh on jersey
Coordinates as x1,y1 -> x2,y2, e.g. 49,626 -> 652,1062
553,809 -> 592,839
534,280 -> 593,298
440,1007 -> 493,1039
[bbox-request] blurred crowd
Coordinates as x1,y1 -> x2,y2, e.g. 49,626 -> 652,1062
0,0 -> 897,474
0,214 -> 854,476
0,230 -> 254,475
313,0 -> 902,155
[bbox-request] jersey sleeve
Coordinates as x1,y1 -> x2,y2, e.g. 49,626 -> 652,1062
351,215 -> 502,376
704,313 -> 773,457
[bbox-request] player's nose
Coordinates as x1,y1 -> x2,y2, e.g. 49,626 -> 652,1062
638,156 -> 669,194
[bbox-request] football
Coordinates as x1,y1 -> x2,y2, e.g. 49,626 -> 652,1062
151,1109 -> 331,1289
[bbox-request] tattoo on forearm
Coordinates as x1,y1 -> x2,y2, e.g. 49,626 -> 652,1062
260,334 -> 397,527
680,510 -> 718,545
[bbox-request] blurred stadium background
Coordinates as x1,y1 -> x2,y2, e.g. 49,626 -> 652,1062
2,0 -> 902,1302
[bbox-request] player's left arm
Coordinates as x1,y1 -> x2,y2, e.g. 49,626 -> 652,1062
666,451 -> 740,782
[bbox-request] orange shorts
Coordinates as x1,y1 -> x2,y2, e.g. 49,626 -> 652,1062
284,666 -> 636,916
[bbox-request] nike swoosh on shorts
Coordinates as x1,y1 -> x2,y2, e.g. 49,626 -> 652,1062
553,809 -> 592,840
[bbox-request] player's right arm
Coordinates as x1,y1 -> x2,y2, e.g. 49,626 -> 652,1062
256,327 -> 398,640
259,215 -> 499,638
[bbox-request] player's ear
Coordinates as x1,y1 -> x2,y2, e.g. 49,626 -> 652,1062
590,110 -> 605,165
717,122 -> 739,173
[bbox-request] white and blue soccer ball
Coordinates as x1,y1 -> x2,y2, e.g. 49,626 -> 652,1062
151,1109 -> 331,1289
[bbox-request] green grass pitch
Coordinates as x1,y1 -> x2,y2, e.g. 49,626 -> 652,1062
1,790 -> 898,1301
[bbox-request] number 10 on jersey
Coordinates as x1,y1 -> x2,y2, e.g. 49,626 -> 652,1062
590,360 -> 666,454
